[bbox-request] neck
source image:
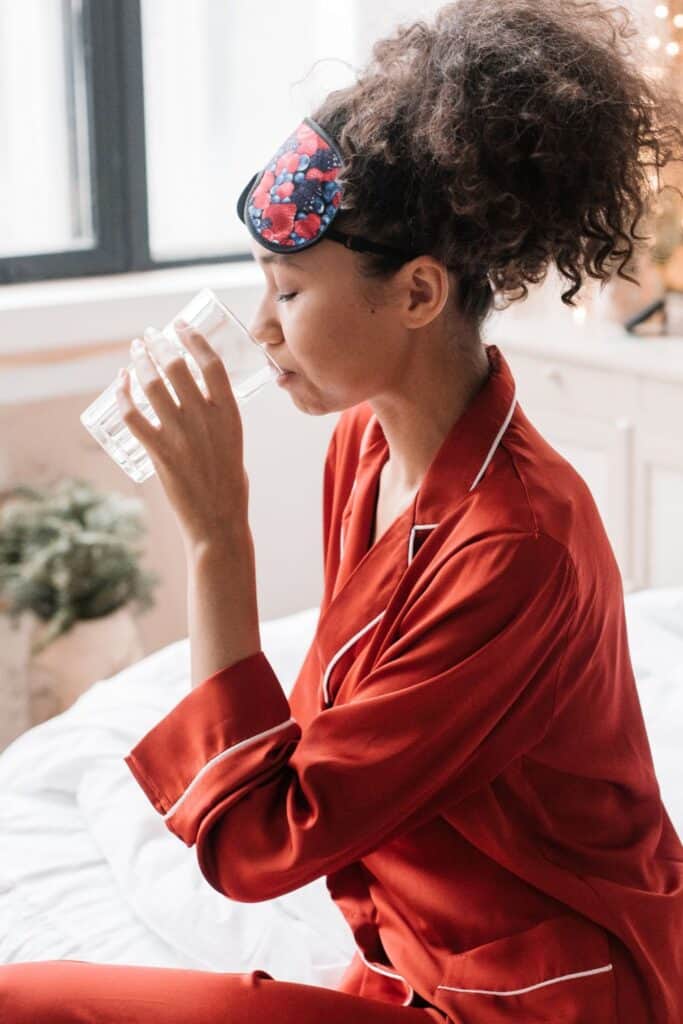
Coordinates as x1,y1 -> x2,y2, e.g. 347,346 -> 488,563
370,340 -> 491,494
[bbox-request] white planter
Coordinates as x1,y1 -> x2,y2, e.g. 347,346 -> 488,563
0,611 -> 34,750
26,605 -> 145,726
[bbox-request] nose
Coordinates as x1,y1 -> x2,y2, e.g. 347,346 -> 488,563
248,327 -> 284,368
247,298 -> 286,368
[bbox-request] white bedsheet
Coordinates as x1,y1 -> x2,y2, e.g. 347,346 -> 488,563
0,606 -> 355,985
0,591 -> 681,978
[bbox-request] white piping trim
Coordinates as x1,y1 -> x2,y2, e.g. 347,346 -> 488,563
162,717 -> 297,821
358,947 -> 415,1007
343,390 -> 515,564
333,394 -> 515,704
468,388 -> 517,492
437,962 -> 613,997
408,523 -> 439,564
322,611 -> 385,706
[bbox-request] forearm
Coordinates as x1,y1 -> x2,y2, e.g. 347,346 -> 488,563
185,530 -> 262,689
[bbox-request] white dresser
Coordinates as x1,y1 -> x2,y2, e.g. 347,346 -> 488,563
484,306 -> 683,594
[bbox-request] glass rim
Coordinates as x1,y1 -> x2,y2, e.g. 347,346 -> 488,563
191,287 -> 285,377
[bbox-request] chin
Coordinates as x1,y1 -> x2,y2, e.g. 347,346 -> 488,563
282,380 -> 327,415
295,397 -> 334,417
284,376 -> 356,417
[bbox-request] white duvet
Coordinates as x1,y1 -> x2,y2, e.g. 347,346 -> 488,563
1,591 -> 681,982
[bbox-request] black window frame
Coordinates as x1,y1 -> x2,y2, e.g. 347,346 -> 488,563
0,0 -> 249,286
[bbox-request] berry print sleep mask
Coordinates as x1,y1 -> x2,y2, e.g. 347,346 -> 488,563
236,116 -> 417,261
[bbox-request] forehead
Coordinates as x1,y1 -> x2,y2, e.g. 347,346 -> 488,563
247,238 -> 302,266
252,251 -> 305,270
248,238 -> 346,273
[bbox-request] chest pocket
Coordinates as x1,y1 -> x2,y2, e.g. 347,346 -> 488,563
432,913 -> 617,1024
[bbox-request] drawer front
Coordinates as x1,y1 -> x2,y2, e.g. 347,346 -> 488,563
504,351 -> 638,422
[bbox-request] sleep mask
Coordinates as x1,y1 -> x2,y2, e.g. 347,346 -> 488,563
236,116 -> 418,261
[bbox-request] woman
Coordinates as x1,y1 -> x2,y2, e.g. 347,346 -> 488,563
2,1 -> 682,1021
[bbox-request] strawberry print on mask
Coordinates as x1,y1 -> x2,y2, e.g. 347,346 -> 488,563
237,118 -> 344,254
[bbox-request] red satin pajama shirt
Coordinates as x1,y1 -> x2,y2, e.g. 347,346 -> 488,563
2,344 -> 681,1023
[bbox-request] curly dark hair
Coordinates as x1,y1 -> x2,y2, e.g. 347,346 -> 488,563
310,0 -> 683,326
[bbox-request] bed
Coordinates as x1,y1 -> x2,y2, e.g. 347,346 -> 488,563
1,589 -> 681,982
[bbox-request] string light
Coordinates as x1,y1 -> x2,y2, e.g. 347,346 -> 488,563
648,5 -> 683,61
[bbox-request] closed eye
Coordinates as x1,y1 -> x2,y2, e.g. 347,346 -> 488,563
277,292 -> 297,303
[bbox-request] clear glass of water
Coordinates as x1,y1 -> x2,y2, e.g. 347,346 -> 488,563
80,288 -> 282,484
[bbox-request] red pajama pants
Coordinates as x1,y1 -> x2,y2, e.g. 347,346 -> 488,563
0,961 -> 444,1024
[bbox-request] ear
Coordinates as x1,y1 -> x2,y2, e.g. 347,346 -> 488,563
399,256 -> 451,328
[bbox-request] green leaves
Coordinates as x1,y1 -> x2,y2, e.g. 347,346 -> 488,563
0,477 -> 160,655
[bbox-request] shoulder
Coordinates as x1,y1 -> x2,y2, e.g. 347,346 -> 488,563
394,529 -> 577,653
421,529 -> 575,601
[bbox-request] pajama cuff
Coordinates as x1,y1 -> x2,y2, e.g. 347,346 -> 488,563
124,650 -> 301,845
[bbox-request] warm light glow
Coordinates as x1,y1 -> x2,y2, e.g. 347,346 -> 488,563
572,305 -> 587,326
647,34 -> 662,50
674,13 -> 683,27
655,4 -> 669,18
666,40 -> 680,55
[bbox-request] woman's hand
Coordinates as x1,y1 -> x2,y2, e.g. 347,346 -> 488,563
115,318 -> 250,553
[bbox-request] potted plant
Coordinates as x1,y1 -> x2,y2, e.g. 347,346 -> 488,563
0,477 -> 160,734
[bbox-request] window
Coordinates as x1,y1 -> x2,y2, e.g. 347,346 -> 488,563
0,0 -> 651,288
0,0 -> 357,285
0,0 -> 94,261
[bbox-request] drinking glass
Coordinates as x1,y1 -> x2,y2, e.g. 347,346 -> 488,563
80,288 -> 282,483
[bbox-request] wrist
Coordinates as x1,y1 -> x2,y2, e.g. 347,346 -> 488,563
184,524 -> 253,563
185,526 -> 261,687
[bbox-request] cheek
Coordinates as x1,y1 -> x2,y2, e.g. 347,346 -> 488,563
286,298 -> 343,360
287,289 -> 377,379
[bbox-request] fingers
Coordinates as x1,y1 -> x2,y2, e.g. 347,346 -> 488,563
114,321 -> 235,459
174,318 -> 233,406
139,329 -> 205,412
114,366 -> 165,455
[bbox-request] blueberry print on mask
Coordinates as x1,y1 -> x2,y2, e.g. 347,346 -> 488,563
236,117 -> 418,262
237,118 -> 344,254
